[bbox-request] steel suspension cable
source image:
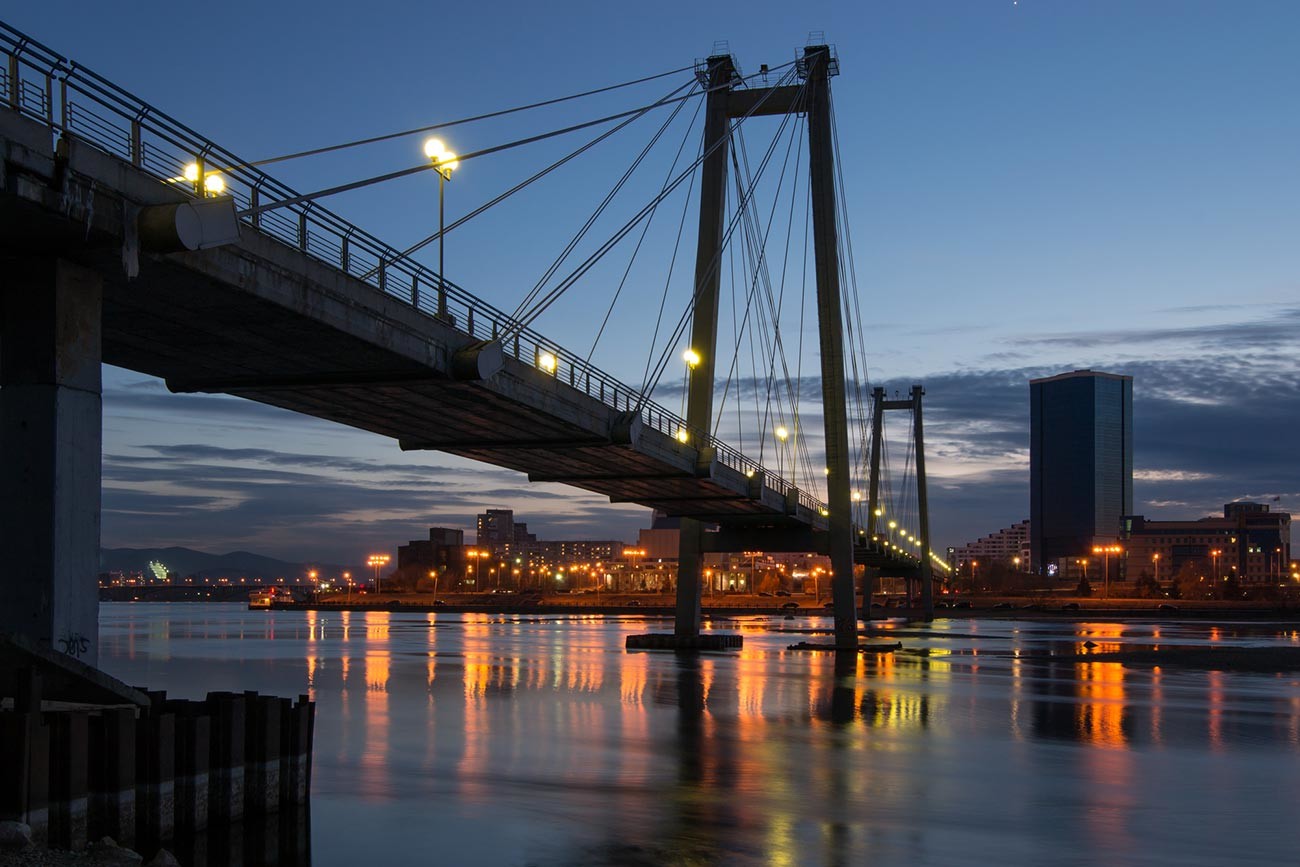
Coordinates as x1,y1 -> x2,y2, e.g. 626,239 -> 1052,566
509,65 -> 802,344
247,65 -> 698,169
240,80 -> 703,219
587,95 -> 706,362
633,70 -> 805,416
713,110 -> 804,439
507,85 -> 695,327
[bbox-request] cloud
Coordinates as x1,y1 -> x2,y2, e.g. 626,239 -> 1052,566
1134,469 -> 1215,482
1009,306 -> 1300,352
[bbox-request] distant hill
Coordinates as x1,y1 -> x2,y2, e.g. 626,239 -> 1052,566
100,546 -> 355,580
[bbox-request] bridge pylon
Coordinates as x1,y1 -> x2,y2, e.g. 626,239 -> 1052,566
865,385 -> 935,621
674,52 -> 738,639
670,44 -> 864,647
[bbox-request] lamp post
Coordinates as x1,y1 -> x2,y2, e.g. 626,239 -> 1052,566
367,554 -> 390,595
774,425 -> 789,481
466,549 -> 482,590
1152,553 -> 1160,587
1091,544 -> 1121,599
1210,548 -> 1221,584
423,138 -> 459,320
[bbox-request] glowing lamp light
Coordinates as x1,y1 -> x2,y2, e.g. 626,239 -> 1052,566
423,138 -> 458,176
775,426 -> 789,442
182,162 -> 225,196
675,427 -> 690,444
538,352 -> 557,374
682,348 -> 701,368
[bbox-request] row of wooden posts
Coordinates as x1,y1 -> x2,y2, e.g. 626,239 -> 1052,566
0,672 -> 314,854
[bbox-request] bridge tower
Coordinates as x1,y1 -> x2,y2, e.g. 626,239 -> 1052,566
674,44 -> 863,648
865,385 -> 934,620
674,52 -> 739,639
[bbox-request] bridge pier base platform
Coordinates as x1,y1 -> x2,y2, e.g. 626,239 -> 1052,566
625,633 -> 743,651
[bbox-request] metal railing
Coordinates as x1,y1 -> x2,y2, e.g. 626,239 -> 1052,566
1,20 -> 827,516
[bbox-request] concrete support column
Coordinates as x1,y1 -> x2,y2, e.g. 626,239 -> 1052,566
0,258 -> 103,666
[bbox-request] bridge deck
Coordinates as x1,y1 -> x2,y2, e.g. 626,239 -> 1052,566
1,101 -> 920,569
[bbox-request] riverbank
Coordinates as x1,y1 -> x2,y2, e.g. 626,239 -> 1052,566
258,592 -> 1300,621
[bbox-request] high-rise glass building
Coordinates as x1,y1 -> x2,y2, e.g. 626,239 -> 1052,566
1029,370 -> 1133,572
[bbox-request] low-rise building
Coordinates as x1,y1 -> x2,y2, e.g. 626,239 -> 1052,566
1123,502 -> 1292,585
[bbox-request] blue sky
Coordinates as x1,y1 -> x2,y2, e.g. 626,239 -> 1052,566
10,1 -> 1298,564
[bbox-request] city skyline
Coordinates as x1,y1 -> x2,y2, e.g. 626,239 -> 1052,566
10,1 -> 1292,563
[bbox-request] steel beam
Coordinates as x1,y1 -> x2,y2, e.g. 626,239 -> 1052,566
526,471 -> 691,484
725,85 -> 804,118
166,369 -> 438,393
398,436 -> 607,451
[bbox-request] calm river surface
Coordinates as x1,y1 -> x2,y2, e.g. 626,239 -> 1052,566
99,603 -> 1300,866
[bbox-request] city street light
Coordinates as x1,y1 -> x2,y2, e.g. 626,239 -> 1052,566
1091,544 -> 1122,599
466,549 -> 484,589
367,554 -> 390,595
1152,553 -> 1161,586
774,425 -> 790,480
423,138 -> 458,319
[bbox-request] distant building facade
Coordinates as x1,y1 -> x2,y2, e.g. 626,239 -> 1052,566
1123,502 -> 1292,585
953,520 -> 1030,569
1030,370 -> 1133,572
397,527 -> 467,576
476,509 -> 535,550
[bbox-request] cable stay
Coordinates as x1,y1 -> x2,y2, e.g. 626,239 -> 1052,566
507,64 -> 803,347
506,85 -> 697,330
247,64 -> 699,169
237,78 -> 701,219
586,96 -> 707,363
631,68 -> 805,421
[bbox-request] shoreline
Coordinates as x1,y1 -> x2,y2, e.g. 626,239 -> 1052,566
245,593 -> 1300,621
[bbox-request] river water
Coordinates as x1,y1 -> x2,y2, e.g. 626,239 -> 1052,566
98,603 -> 1300,866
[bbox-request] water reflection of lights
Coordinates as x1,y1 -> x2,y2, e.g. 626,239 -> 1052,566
1076,662 -> 1127,749
1076,623 -> 1127,656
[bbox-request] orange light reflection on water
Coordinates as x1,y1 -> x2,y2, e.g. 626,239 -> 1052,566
1075,661 -> 1127,749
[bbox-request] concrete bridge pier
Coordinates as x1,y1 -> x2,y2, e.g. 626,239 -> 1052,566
0,257 -> 103,667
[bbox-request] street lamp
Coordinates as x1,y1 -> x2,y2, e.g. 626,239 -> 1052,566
1152,553 -> 1161,586
1091,544 -> 1121,599
466,549 -> 483,589
1210,548 -> 1221,583
367,554 -> 390,595
423,138 -> 458,320
774,425 -> 790,480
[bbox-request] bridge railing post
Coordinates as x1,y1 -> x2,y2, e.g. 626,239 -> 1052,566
6,54 -> 17,110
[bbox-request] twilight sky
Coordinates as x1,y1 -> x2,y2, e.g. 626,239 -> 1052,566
11,1 -> 1298,564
